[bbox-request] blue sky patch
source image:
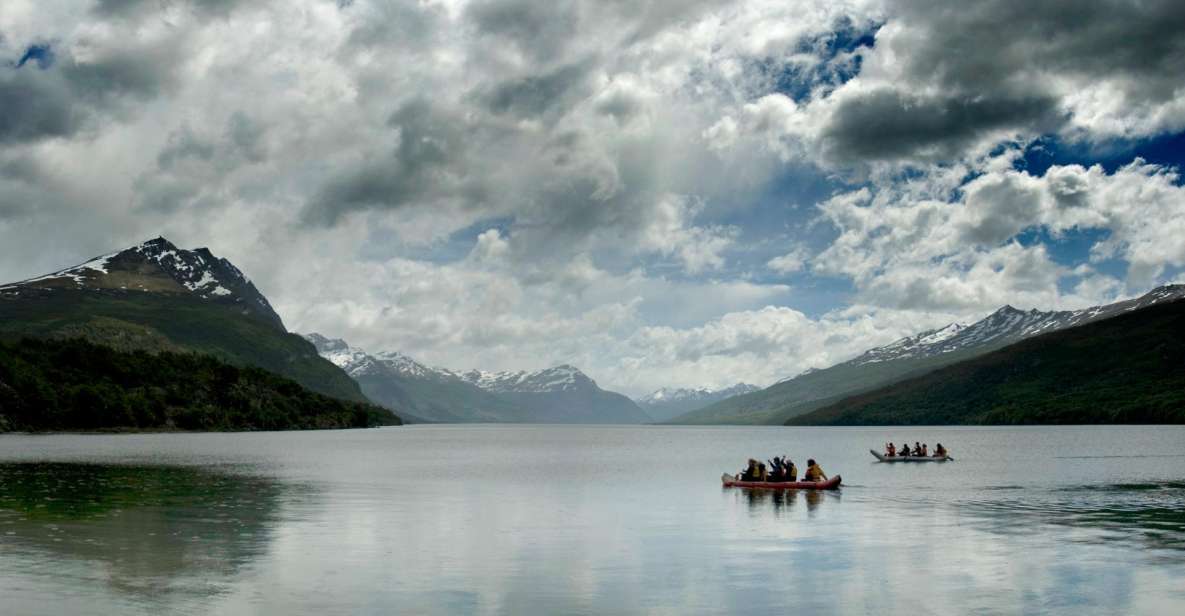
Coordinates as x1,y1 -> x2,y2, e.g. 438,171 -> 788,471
15,43 -> 54,70
747,17 -> 880,103
1017,132 -> 1185,178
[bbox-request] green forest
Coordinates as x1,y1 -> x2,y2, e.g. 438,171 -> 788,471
789,300 -> 1185,426
0,337 -> 399,432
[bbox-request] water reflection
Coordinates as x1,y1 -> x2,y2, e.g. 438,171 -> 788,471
734,487 -> 840,518
0,463 -> 294,606
957,480 -> 1185,558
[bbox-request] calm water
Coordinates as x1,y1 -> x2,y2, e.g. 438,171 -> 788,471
2,425 -> 1184,615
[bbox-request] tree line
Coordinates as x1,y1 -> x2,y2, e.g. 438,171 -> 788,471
0,337 -> 399,432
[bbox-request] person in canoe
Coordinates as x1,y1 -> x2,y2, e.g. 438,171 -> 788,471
914,442 -> 922,457
803,459 -> 827,483
899,442 -> 911,457
785,458 -> 798,481
767,457 -> 784,481
741,459 -> 760,481
885,442 -> 897,457
757,462 -> 769,482
934,443 -> 947,458
921,443 -> 929,457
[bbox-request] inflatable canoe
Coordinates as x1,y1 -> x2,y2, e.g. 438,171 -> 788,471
721,473 -> 842,490
870,450 -> 951,462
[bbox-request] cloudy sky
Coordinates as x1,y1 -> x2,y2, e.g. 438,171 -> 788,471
2,0 -> 1184,396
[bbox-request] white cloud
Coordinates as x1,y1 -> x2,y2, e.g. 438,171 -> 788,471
766,247 -> 808,273
2,0 -> 1185,398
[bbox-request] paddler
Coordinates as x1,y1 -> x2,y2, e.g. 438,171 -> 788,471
803,459 -> 827,483
741,459 -> 759,481
785,458 -> 798,481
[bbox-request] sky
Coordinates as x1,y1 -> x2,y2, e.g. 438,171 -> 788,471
2,0 -> 1184,397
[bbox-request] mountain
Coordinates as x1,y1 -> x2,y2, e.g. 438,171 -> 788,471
670,285 -> 1185,425
637,384 -> 759,422
304,333 -> 522,423
306,334 -> 652,423
0,238 -> 368,403
787,297 -> 1185,425
0,337 -> 397,432
449,365 -> 652,424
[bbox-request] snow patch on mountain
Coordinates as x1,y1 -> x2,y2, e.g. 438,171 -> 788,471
448,364 -> 593,393
0,237 -> 285,328
852,285 -> 1185,366
638,383 -> 759,406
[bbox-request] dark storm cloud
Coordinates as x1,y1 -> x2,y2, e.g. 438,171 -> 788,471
0,36 -> 181,146
225,111 -> 266,163
156,128 -> 216,169
93,0 -> 247,19
303,99 -> 482,225
466,0 -> 580,61
824,0 -> 1185,164
594,89 -> 642,124
892,0 -> 1185,101
0,70 -> 81,145
343,1 -> 444,52
821,89 -> 1064,163
478,60 -> 596,119
60,45 -> 179,104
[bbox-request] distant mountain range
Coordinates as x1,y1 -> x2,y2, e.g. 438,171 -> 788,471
789,296 -> 1185,425
3,237 -> 1181,429
635,384 -> 759,422
305,334 -> 651,424
0,238 -> 372,405
669,285 -> 1185,424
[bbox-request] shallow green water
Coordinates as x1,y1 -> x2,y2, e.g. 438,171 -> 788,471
2,425 -> 1184,614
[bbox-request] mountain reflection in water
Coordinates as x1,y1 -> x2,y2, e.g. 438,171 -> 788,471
1,425 -> 1184,615
955,480 -> 1185,556
0,463 -> 294,608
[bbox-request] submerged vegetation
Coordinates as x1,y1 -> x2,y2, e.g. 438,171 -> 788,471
0,337 -> 399,432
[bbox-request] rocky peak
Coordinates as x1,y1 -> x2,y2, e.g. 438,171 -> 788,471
0,237 -> 285,330
452,364 -> 599,393
304,333 -> 349,353
638,383 -> 760,406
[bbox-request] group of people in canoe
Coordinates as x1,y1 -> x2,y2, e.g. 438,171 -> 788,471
883,441 -> 947,458
738,456 -> 828,483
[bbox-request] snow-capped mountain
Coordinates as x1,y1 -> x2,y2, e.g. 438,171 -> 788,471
639,383 -> 760,404
671,284 -> 1185,425
0,237 -> 283,329
0,238 -> 367,402
303,334 -> 651,423
853,284 -> 1185,365
637,383 -> 760,422
448,365 -> 598,394
305,333 -> 437,380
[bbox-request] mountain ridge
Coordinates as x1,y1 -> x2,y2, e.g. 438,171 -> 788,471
0,238 -> 367,403
669,284 -> 1185,425
637,384 -> 759,422
787,297 -> 1185,425
305,334 -> 651,423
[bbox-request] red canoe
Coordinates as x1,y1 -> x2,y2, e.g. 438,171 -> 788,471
721,473 -> 842,490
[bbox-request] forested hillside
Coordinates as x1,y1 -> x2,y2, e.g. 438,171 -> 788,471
0,338 -> 399,432
788,300 -> 1185,426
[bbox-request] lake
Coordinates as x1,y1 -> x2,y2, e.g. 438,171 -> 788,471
2,425 -> 1184,615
